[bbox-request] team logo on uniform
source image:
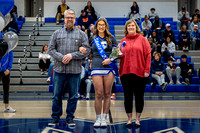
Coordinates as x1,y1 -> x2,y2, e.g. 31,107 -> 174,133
101,41 -> 107,49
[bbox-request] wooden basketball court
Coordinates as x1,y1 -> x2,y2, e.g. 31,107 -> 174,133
0,99 -> 200,132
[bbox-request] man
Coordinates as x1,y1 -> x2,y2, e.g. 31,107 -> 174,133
151,53 -> 168,91
141,15 -> 152,36
179,54 -> 194,87
48,9 -> 90,126
166,58 -> 181,85
0,38 -> 16,113
191,25 -> 200,50
152,16 -> 164,39
77,10 -> 94,32
162,23 -> 175,44
178,25 -> 190,50
148,8 -> 159,23
177,6 -> 190,30
55,0 -> 70,25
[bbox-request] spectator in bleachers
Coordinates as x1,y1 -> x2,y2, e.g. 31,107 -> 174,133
3,15 -> 18,34
90,18 -> 118,127
152,16 -> 165,38
140,31 -> 148,39
119,19 -> 151,127
39,44 -> 51,75
85,61 -> 93,100
46,57 -> 54,82
55,0 -> 70,25
10,5 -> 18,22
110,81 -> 116,100
84,1 -> 97,21
178,25 -> 190,50
141,15 -> 152,37
0,50 -> 16,113
151,53 -> 168,91
166,58 -> 181,85
148,37 -> 157,59
177,6 -> 191,30
129,1 -> 140,21
191,9 -> 200,22
77,10 -> 94,32
79,66 -> 86,99
190,15 -> 200,31
191,25 -> 200,50
162,23 -> 176,44
148,8 -> 159,23
179,54 -> 194,87
150,31 -> 161,54
161,36 -> 175,62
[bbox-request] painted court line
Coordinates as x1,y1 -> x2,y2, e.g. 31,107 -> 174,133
41,127 -> 72,133
153,127 -> 185,133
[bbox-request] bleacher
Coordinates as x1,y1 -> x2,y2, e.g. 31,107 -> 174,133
46,16 -> 199,96
16,17 -> 26,32
5,16 -> 199,99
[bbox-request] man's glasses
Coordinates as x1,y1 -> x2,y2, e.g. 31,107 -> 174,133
65,17 -> 75,20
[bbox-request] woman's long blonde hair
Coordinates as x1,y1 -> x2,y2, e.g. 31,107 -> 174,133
124,19 -> 140,36
92,17 -> 112,46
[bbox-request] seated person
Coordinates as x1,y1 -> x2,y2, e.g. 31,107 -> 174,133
85,61 -> 93,100
79,65 -> 86,99
84,1 -> 97,21
162,23 -> 176,44
149,31 -> 162,54
39,44 -> 51,75
110,80 -> 116,100
151,53 -> 168,91
10,5 -> 18,22
161,36 -> 175,62
177,6 -> 191,30
141,15 -> 152,36
46,57 -> 54,82
178,25 -> 190,50
55,0 -> 70,25
148,8 -> 159,23
148,37 -> 157,59
179,54 -> 194,87
3,15 -> 18,34
166,58 -> 181,85
191,25 -> 200,50
129,1 -> 140,21
190,15 -> 200,31
152,16 -> 165,38
77,10 -> 94,32
140,31 -> 148,39
191,9 -> 200,21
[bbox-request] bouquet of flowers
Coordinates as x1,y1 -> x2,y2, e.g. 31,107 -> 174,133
109,41 -> 126,60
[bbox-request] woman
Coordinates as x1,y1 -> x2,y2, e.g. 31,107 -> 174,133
161,36 -> 175,62
39,44 -> 51,75
119,19 -> 151,127
84,1 -> 97,21
129,1 -> 140,21
190,15 -> 200,31
90,17 -> 118,127
150,31 -> 161,54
